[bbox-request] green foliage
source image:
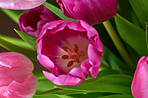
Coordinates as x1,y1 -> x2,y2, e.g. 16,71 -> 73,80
115,14 -> 147,56
129,0 -> 148,27
43,2 -> 75,21
101,45 -> 130,74
15,30 -> 37,49
0,35 -> 37,60
34,73 -> 133,97
55,74 -> 132,94
117,0 -> 141,27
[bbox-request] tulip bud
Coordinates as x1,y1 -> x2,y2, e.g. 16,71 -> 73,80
0,52 -> 37,98
57,0 -> 118,25
19,5 -> 60,37
131,56 -> 148,98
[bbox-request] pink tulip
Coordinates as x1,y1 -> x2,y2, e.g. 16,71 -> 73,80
37,20 -> 104,85
131,56 -> 148,98
0,0 -> 46,10
19,5 -> 60,37
57,0 -> 118,25
0,52 -> 37,98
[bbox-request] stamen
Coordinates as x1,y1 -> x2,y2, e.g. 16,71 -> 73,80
74,44 -> 79,52
63,46 -> 71,52
62,44 -> 85,67
67,61 -> 74,67
62,55 -> 69,59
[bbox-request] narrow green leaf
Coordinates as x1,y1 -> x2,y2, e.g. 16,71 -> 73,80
55,74 -> 132,94
15,30 -> 37,50
0,35 -> 33,49
129,0 -> 148,27
43,2 -> 75,21
115,14 -> 147,56
0,35 -> 37,61
35,73 -> 86,95
0,8 -> 25,23
101,45 -> 130,74
70,92 -> 118,98
99,94 -> 133,98
117,0 -> 141,27
33,94 -> 62,98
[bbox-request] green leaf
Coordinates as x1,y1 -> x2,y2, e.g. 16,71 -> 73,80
15,30 -> 37,50
69,93 -> 133,98
43,2 -> 75,21
129,0 -> 148,27
117,0 -> 141,27
99,94 -> 133,98
0,35 -> 37,61
55,74 -> 132,94
35,73 -> 86,95
36,76 -> 55,94
0,8 -> 25,23
33,94 -> 69,98
115,14 -> 147,56
0,35 -> 33,49
101,45 -> 130,74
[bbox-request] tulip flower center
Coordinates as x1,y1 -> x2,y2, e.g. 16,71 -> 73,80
61,44 -> 85,67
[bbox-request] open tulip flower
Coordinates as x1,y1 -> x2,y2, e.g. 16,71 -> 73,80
0,52 -> 37,98
131,56 -> 148,98
57,0 -> 118,25
37,20 -> 104,85
0,0 -> 46,10
19,5 -> 60,37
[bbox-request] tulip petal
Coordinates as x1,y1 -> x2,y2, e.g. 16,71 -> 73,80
6,75 -> 37,98
19,5 -> 60,37
78,20 -> 104,56
57,0 -> 117,25
0,0 -> 46,10
43,71 -> 83,85
131,56 -> 148,98
81,59 -> 91,75
68,67 -> 86,79
0,67 -> 31,87
37,54 -> 59,75
0,52 -> 33,70
0,52 -> 37,98
88,44 -> 101,78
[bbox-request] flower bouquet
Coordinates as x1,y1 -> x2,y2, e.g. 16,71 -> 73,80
0,0 -> 147,98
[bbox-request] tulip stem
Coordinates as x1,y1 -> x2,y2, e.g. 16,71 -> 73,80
103,20 -> 134,69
